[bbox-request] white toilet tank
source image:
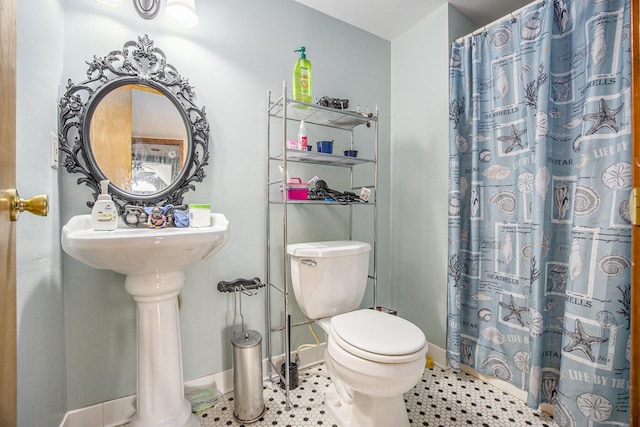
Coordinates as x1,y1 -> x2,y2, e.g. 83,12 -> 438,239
287,241 -> 371,320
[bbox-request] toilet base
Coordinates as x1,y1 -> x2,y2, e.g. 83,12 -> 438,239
324,383 -> 410,427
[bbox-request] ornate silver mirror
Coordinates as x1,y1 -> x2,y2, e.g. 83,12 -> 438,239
59,34 -> 209,213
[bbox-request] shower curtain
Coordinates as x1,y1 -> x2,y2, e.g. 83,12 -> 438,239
447,0 -> 631,425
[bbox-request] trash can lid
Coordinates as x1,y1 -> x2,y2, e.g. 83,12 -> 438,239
231,330 -> 262,348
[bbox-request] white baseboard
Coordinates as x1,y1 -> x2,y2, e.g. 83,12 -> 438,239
426,342 -> 448,369
60,343 -> 326,427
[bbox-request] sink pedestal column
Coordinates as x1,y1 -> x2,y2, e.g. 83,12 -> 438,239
125,271 -> 199,427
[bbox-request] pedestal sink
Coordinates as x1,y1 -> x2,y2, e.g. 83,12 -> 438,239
61,213 -> 230,427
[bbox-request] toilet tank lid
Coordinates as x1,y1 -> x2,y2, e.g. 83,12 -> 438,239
287,241 -> 371,257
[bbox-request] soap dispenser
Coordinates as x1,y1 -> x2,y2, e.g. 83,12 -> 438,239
91,180 -> 118,231
292,47 -> 312,103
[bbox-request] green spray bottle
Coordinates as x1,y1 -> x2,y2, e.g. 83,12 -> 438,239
292,47 -> 312,104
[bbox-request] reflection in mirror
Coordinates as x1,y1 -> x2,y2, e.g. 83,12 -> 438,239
58,34 -> 210,215
131,137 -> 185,194
89,84 -> 188,194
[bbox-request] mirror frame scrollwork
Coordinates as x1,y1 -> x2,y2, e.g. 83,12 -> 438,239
58,34 -> 210,214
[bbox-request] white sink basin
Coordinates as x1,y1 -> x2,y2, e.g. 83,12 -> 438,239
62,213 -> 229,275
61,212 -> 230,427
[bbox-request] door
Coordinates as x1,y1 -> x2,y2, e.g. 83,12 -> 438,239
631,1 -> 639,425
0,0 -> 17,425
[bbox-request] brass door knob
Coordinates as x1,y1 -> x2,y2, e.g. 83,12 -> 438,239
4,189 -> 49,221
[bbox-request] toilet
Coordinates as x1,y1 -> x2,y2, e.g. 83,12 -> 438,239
287,241 -> 428,427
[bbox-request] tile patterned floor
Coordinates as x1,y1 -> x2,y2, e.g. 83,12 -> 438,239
186,364 -> 557,427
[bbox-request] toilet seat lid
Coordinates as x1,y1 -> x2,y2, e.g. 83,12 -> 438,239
331,309 -> 426,357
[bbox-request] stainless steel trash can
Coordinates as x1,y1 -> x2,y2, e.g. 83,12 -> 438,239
232,330 -> 265,423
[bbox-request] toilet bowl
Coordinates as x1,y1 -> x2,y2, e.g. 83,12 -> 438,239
287,241 -> 429,427
317,310 -> 427,426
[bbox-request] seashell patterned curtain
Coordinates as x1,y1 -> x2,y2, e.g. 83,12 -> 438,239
447,0 -> 631,425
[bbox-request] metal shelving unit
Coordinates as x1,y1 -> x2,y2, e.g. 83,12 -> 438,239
265,82 -> 378,410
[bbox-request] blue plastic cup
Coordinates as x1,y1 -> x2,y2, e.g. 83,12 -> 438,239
317,141 -> 333,154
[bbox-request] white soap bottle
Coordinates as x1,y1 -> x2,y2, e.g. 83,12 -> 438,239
91,180 -> 118,231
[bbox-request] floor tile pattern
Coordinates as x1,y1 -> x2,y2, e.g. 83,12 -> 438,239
123,365 -> 558,426
405,368 -> 556,426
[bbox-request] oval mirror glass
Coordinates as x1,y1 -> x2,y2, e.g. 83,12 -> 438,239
89,83 -> 189,195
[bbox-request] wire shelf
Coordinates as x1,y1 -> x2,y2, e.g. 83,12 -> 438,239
269,98 -> 376,131
271,150 -> 375,167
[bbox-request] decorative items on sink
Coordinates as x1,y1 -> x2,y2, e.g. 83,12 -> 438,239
123,204 -> 190,228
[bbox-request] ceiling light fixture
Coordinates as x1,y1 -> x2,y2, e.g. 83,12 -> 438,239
164,0 -> 199,28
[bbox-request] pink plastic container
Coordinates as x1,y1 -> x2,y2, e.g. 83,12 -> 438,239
281,178 -> 309,200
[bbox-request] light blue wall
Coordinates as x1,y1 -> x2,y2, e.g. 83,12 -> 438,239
16,0 -> 66,426
14,0 -> 487,422
389,4 -> 475,349
58,0 -> 391,411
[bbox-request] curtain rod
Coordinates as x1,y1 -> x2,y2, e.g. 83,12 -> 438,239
454,0 -> 546,44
